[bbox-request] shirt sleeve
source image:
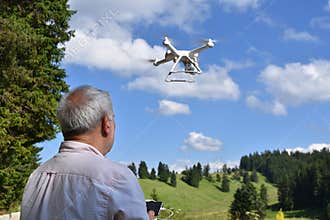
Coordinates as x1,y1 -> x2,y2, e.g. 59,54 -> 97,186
110,166 -> 149,220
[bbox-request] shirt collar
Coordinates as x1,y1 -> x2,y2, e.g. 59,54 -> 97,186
59,141 -> 105,158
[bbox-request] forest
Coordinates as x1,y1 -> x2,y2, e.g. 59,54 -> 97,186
240,148 -> 330,214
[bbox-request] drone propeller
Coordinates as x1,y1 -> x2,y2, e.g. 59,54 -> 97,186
198,38 -> 218,44
146,58 -> 156,63
160,34 -> 177,45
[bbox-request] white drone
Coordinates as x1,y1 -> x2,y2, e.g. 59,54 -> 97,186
150,36 -> 215,83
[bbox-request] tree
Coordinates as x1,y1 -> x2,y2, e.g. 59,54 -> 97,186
260,184 -> 268,208
158,162 -> 170,183
203,164 -> 210,178
206,175 -> 213,182
222,164 -> 228,174
150,168 -> 157,180
278,175 -> 293,210
221,173 -> 230,192
232,171 -> 241,181
0,0 -> 74,210
251,169 -> 258,183
128,162 -> 137,176
138,161 -> 149,179
196,162 -> 203,181
170,171 -> 176,187
243,171 -> 251,184
229,183 -> 264,220
216,173 -> 221,182
182,163 -> 202,188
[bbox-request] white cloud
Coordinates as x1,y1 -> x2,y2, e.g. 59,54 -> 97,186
246,95 -> 287,116
223,59 -> 254,71
209,160 -> 240,173
157,100 -> 191,116
248,59 -> 330,115
69,0 -> 209,32
64,30 -> 165,76
219,0 -> 261,12
158,0 -> 210,32
169,159 -> 193,173
283,28 -> 319,42
169,160 -> 239,173
286,143 -> 330,154
246,46 -> 273,63
254,13 -> 277,27
127,65 -> 240,100
182,132 -> 223,152
310,16 -> 330,29
259,60 -> 330,105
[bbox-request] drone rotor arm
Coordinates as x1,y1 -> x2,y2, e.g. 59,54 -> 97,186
163,39 -> 179,56
189,45 -> 211,57
154,58 -> 171,66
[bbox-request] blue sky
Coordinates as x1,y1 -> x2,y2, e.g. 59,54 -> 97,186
39,0 -> 330,172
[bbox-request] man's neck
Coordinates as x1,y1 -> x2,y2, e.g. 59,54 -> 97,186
64,134 -> 106,156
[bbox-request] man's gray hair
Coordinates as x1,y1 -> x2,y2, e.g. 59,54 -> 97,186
57,85 -> 113,137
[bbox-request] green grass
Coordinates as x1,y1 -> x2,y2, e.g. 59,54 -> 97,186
139,172 -> 319,220
139,173 -> 279,219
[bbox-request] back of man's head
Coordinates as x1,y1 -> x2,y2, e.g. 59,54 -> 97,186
57,85 -> 113,138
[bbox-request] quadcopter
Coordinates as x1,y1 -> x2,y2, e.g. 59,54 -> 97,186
149,36 -> 215,83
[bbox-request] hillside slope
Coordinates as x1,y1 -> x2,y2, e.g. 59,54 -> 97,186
139,173 -> 278,219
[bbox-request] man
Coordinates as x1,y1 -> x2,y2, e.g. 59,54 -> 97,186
21,85 -> 154,220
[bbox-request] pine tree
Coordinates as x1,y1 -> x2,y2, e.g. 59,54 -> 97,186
251,169 -> 258,182
260,184 -> 268,207
243,171 -> 251,184
278,175 -> 293,210
182,163 -> 202,188
0,0 -> 74,210
203,164 -> 210,178
216,173 -> 221,182
229,183 -> 260,219
222,164 -> 228,174
128,162 -> 137,176
258,184 -> 268,219
196,162 -> 203,181
170,171 -> 177,187
206,175 -> 213,182
221,173 -> 230,192
232,171 -> 241,181
150,168 -> 157,180
191,165 -> 200,187
138,161 -> 149,179
158,162 -> 170,183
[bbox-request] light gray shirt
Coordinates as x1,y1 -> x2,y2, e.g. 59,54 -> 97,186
21,141 -> 149,220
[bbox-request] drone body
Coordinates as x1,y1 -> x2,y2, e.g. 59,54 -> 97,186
151,37 -> 215,82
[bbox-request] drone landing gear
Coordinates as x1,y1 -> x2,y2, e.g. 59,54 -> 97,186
165,71 -> 196,83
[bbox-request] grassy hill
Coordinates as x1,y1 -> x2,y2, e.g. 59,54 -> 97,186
139,172 -> 278,220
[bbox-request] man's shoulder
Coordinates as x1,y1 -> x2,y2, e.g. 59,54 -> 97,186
35,153 -> 135,185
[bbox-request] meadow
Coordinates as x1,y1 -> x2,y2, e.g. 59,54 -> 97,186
139,173 -> 317,220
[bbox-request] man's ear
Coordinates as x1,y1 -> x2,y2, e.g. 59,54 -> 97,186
101,115 -> 111,137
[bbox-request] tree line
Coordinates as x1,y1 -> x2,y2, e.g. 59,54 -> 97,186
128,161 -> 177,187
128,161 -> 235,192
240,148 -> 330,215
